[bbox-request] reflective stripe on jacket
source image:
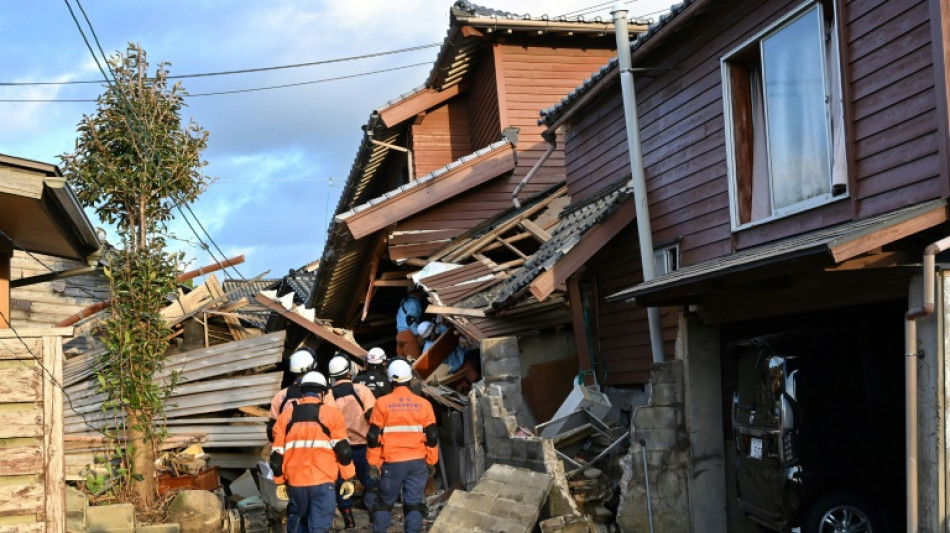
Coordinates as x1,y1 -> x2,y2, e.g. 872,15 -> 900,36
272,396 -> 356,486
367,385 -> 438,467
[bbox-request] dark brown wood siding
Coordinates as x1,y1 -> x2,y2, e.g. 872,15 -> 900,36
563,0 -> 943,268
848,0 -> 943,216
399,43 -> 617,237
466,52 -> 502,151
412,100 -> 471,176
579,224 -> 677,385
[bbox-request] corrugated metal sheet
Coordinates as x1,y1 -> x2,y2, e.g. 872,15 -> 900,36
609,199 -> 949,303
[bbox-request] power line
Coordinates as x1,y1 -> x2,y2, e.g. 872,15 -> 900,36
0,62 -> 430,102
0,43 -> 440,86
64,0 -> 248,284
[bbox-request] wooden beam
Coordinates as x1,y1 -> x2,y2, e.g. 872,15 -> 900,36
830,205 -> 949,263
530,197 -> 636,302
340,144 -> 517,240
412,329 -> 460,379
425,305 -> 486,318
361,252 -> 382,321
520,219 -> 552,242
824,251 -> 914,271
378,83 -> 466,128
460,25 -> 484,38
254,293 -> 368,360
567,277 -> 594,386
372,279 -> 414,287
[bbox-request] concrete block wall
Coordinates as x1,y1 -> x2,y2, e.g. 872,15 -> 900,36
617,360 -> 691,533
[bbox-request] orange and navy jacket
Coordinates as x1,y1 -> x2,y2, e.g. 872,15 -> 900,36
272,396 -> 355,486
367,385 -> 438,468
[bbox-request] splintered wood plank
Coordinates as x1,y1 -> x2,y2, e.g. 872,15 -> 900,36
0,446 -> 43,476
0,409 -> 43,439
0,519 -> 45,533
254,294 -> 368,359
413,330 -> 460,380
0,481 -> 44,517
0,339 -> 43,360
0,363 -> 40,403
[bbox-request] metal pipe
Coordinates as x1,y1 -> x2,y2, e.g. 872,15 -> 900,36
612,5 -> 664,364
640,438 -> 655,533
511,134 -> 557,208
369,138 -> 414,181
904,235 -> 950,533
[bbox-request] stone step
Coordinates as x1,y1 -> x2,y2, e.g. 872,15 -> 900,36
86,503 -> 135,533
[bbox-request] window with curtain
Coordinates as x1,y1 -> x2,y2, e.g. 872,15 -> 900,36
722,1 -> 846,228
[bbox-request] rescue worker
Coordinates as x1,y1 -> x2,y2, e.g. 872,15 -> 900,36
395,289 -> 424,359
267,347 -> 315,442
327,354 -> 377,529
355,347 -> 391,399
366,359 -> 439,533
270,371 -> 357,533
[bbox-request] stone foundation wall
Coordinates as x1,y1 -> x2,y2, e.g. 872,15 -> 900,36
617,361 -> 690,532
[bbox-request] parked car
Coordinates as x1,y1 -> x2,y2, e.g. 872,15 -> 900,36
731,311 -> 904,533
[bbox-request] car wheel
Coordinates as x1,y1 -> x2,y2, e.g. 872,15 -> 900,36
803,493 -> 884,533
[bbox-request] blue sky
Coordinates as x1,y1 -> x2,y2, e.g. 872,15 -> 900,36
0,0 -> 672,282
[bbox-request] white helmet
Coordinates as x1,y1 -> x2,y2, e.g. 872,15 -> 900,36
387,359 -> 413,383
289,348 -> 315,374
367,347 -> 386,365
300,371 -> 328,392
328,355 -> 350,377
417,321 -> 435,338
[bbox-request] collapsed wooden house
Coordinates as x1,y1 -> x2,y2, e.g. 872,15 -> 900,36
310,1 -> 650,420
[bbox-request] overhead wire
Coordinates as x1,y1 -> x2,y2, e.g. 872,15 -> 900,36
66,0 -> 249,282
0,63 -> 430,103
0,43 -> 440,86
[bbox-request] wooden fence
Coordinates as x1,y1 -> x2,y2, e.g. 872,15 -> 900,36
0,328 -> 67,533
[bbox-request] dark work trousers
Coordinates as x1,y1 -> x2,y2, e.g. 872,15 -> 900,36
336,445 -> 376,512
287,483 -> 335,533
372,458 -> 427,533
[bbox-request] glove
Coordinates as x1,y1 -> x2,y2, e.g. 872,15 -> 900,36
276,484 -> 289,501
427,464 -> 436,478
339,479 -> 356,500
369,465 -> 381,481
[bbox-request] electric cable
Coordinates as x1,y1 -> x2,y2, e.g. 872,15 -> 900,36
0,43 -> 439,86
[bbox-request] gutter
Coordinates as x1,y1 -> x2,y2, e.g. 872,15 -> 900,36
904,235 -> 950,533
458,16 -> 649,35
511,131 -> 557,208
612,5 -> 664,364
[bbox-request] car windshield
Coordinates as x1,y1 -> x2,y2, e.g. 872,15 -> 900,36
736,345 -> 782,427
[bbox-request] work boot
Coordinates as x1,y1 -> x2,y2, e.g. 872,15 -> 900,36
342,508 -> 356,529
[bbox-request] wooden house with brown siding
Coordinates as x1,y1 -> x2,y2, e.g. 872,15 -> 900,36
538,0 -> 950,530
311,1 -> 646,363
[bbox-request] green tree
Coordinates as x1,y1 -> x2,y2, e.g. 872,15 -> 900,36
60,43 -> 209,504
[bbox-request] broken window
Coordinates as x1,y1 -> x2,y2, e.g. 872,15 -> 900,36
722,1 -> 846,228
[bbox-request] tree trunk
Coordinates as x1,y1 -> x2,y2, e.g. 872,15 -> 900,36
129,412 -> 155,505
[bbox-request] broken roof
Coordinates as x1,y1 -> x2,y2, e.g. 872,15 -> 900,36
311,1 -> 644,323
466,182 -> 634,311
539,0 -> 703,128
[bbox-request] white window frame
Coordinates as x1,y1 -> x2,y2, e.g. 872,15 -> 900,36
654,243 -> 679,276
721,0 -> 847,231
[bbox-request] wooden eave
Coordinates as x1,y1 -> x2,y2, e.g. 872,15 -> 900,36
0,161 -> 100,261
338,142 -> 517,240
378,83 -> 466,129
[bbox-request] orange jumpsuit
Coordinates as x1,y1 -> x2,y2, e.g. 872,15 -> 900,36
367,386 -> 438,468
272,396 -> 355,486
